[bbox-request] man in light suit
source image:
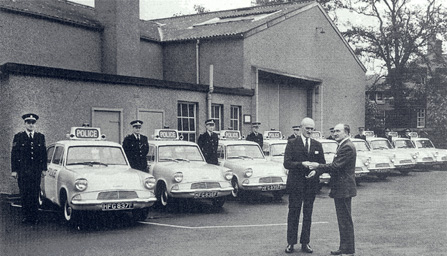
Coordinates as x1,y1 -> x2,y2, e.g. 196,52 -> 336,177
284,117 -> 326,253
307,123 -> 357,256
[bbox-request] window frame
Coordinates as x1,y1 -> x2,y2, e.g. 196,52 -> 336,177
177,102 -> 197,142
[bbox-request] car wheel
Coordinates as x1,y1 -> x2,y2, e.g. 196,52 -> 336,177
231,178 -> 243,198
132,208 -> 149,222
272,190 -> 285,201
212,197 -> 226,208
38,189 -> 50,209
63,199 -> 79,224
157,184 -> 169,207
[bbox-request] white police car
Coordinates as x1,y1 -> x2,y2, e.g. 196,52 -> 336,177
218,130 -> 287,200
39,127 -> 157,225
147,129 -> 233,208
410,134 -> 447,168
389,132 -> 437,168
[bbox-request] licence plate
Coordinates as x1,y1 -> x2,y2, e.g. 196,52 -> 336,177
261,184 -> 281,191
102,202 -> 134,211
194,191 -> 218,198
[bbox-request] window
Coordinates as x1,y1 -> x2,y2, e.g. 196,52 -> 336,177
177,102 -> 197,142
47,146 -> 55,164
211,104 -> 223,131
417,109 -> 425,128
147,145 -> 155,162
230,106 -> 241,131
52,146 -> 64,165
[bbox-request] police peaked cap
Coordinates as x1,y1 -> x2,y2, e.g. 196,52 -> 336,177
292,125 -> 300,129
205,119 -> 215,125
130,120 -> 143,126
252,122 -> 261,127
22,113 -> 39,121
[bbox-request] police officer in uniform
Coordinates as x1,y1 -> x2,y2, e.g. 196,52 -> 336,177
327,127 -> 336,140
198,119 -> 219,165
246,122 -> 263,148
11,113 -> 47,224
288,125 -> 301,140
123,120 -> 149,172
354,127 -> 366,140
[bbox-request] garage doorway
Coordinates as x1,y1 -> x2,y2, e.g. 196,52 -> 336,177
138,109 -> 164,139
92,108 -> 123,143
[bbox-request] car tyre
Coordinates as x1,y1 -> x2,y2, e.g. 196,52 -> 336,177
400,170 -> 410,175
157,183 -> 169,207
231,178 -> 244,198
132,208 -> 150,222
212,197 -> 226,208
63,199 -> 80,225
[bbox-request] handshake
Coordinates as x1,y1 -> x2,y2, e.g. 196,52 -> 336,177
302,161 -> 319,179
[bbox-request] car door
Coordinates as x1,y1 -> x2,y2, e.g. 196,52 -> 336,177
42,145 -> 55,199
47,145 -> 64,203
147,144 -> 156,175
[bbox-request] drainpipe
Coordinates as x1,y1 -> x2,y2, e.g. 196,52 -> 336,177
196,40 -> 200,84
255,68 -> 259,121
320,84 -> 324,132
208,65 -> 214,119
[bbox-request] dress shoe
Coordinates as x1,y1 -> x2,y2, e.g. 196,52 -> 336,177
330,250 -> 343,255
301,244 -> 313,253
285,244 -> 294,253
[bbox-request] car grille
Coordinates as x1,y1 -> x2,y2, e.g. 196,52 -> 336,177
376,163 -> 390,168
442,156 -> 447,161
259,177 -> 283,183
97,191 -> 138,200
399,160 -> 413,164
191,182 -> 221,189
422,157 -> 434,161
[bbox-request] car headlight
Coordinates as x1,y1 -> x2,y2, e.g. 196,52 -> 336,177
74,178 -> 88,192
144,177 -> 156,189
363,157 -> 371,166
173,172 -> 183,183
412,153 -> 418,159
244,168 -> 253,178
224,171 -> 233,181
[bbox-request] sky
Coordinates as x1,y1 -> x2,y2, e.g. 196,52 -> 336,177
71,0 -> 253,20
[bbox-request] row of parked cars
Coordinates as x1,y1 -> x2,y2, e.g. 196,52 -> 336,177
38,127 -> 446,227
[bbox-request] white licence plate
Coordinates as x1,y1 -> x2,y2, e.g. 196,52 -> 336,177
261,184 -> 281,191
102,202 -> 134,211
194,191 -> 218,198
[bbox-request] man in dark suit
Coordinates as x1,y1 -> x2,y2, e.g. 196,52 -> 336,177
123,120 -> 149,172
197,119 -> 219,165
288,125 -> 300,140
11,113 -> 47,224
283,117 -> 326,254
246,122 -> 263,148
354,127 -> 366,140
307,123 -> 357,256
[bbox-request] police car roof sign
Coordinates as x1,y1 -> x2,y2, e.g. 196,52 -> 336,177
153,129 -> 179,140
220,130 -> 241,140
310,131 -> 321,139
70,127 -> 101,140
264,131 -> 282,139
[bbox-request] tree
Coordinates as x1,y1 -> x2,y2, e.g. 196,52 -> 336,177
194,4 -> 209,14
342,0 -> 447,109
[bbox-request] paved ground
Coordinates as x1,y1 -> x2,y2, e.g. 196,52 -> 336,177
1,169 -> 446,256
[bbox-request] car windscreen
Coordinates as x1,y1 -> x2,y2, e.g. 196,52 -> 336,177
394,140 -> 415,149
370,140 -> 393,150
270,143 -> 286,156
414,139 -> 435,148
158,145 -> 204,162
66,146 -> 127,166
352,141 -> 370,152
227,144 -> 264,159
322,142 -> 338,153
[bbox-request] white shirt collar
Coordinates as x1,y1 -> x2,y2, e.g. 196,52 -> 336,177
300,134 -> 310,145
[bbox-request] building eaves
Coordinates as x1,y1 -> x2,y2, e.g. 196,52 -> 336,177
0,0 -> 102,30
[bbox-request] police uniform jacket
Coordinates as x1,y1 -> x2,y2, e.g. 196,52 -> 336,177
316,138 -> 357,198
246,132 -> 263,148
284,137 -> 326,195
123,134 -> 149,172
197,132 -> 219,165
288,134 -> 299,140
11,131 -> 47,177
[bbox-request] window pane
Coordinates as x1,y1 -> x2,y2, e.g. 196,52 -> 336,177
183,118 -> 189,131
182,104 -> 187,117
190,119 -> 195,131
189,104 -> 194,117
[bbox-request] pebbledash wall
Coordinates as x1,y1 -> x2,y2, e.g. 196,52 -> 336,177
0,64 -> 253,193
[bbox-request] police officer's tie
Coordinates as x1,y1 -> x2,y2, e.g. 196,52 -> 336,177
305,137 -> 309,153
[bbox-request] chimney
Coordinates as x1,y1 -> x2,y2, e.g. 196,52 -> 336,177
96,0 -> 140,77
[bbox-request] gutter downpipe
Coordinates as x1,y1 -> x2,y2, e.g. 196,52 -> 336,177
196,39 -> 200,84
208,65 -> 214,119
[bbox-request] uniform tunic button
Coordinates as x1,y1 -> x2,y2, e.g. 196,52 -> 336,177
31,157 -> 34,160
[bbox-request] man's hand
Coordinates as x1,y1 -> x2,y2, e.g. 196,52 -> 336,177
308,162 -> 319,170
305,170 -> 316,179
11,172 -> 17,179
302,161 -> 311,168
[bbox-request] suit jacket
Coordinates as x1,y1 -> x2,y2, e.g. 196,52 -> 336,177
11,131 -> 47,177
123,134 -> 149,171
246,132 -> 263,148
283,137 -> 326,195
316,138 -> 357,198
197,132 -> 219,165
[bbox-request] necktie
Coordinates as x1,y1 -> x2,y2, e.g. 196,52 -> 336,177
29,133 -> 33,139
305,138 -> 309,153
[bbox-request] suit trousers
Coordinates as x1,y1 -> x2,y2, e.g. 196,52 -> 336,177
18,173 -> 41,220
287,191 -> 316,245
334,197 -> 355,254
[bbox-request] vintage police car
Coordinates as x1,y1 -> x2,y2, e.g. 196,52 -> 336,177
350,138 -> 394,179
39,127 -> 157,225
262,130 -> 287,163
388,133 -> 437,168
410,136 -> 447,167
218,130 -> 287,200
147,129 -> 233,208
365,136 -> 417,174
